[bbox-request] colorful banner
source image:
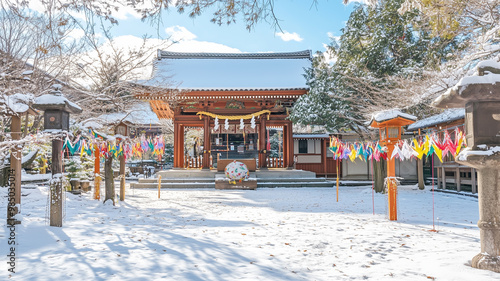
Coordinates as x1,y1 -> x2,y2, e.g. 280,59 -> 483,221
329,129 -> 467,163
62,129 -> 167,160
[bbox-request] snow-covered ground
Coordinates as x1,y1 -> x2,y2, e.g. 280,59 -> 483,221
0,184 -> 497,280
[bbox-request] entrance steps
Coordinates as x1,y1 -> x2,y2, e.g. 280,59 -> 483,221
130,168 -> 334,189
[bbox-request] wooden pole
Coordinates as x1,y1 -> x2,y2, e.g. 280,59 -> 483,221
94,145 -> 101,200
158,175 -> 161,199
336,158 -> 339,202
417,158 -> 425,190
203,116 -> 210,169
10,116 -> 21,207
50,138 -> 63,227
8,115 -> 22,224
259,118 -> 267,169
386,144 -> 397,221
119,154 -> 125,201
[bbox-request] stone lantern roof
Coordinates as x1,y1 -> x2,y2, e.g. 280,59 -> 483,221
432,58 -> 500,108
369,109 -> 417,127
33,84 -> 82,113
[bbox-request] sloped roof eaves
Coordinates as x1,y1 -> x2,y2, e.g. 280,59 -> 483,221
293,134 -> 330,139
176,87 -> 309,91
158,50 -> 312,60
140,50 -> 312,91
407,109 -> 465,131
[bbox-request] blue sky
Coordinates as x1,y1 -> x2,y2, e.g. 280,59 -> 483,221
108,1 -> 359,54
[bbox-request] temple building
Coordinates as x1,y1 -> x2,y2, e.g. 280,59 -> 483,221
136,50 -> 312,170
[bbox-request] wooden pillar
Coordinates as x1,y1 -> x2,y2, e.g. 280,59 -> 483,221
7,115 -> 22,224
50,138 -> 63,227
322,138 -> 327,176
259,117 -> 267,169
173,121 -> 185,168
284,121 -> 294,169
119,155 -> 125,201
173,120 -> 179,167
202,116 -> 211,169
455,167 -> 461,192
386,144 -> 397,221
441,166 -> 446,189
10,116 -> 21,206
282,125 -> 288,167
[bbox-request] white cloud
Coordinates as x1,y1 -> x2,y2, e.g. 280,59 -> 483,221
67,28 -> 85,40
327,32 -> 340,43
165,25 -> 198,42
70,27 -> 241,87
321,43 -> 337,65
275,31 -> 303,42
164,25 -> 241,53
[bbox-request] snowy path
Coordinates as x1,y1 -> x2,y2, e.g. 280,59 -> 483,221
1,185 -> 497,280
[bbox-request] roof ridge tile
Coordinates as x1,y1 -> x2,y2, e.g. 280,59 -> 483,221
157,50 -> 312,60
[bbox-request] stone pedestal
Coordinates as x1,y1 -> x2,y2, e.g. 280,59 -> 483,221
457,151 -> 500,272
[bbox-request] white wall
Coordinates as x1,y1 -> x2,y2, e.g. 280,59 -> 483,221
297,155 -> 322,164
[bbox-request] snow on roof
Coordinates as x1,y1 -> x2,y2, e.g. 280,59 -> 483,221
81,120 -> 103,130
293,134 -> 330,139
33,86 -> 82,113
407,108 -> 465,131
455,73 -> 500,89
139,50 -> 312,91
433,57 -> 500,108
98,102 -> 160,126
1,93 -> 33,114
371,109 -> 417,123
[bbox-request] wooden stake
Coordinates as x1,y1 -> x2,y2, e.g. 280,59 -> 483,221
336,158 -> 339,202
158,175 -> 161,199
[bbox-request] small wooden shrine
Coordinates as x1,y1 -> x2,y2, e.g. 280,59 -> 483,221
136,50 -> 312,169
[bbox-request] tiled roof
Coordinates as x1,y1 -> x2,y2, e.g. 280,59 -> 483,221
407,108 -> 465,131
139,50 -> 312,91
157,50 -> 312,60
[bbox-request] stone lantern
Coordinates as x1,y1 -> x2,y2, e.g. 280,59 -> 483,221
369,109 -> 416,221
33,84 -> 82,227
432,60 -> 500,273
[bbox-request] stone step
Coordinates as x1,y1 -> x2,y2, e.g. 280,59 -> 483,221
131,180 -> 334,189
131,182 -> 215,189
257,178 -> 327,183
137,178 -> 215,184
257,182 -> 334,188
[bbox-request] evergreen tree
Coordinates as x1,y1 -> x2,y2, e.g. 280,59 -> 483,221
291,0 -> 459,134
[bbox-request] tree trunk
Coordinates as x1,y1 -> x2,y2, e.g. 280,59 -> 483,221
119,155 -> 125,201
417,158 -> 425,190
104,155 -> 115,205
374,158 -> 387,193
0,166 -> 8,187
